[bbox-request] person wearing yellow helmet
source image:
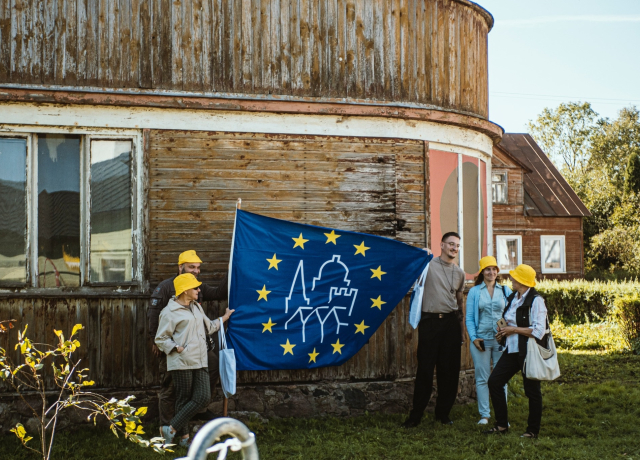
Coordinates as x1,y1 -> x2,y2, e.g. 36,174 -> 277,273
485,264 -> 549,439
465,256 -> 512,425
148,250 -> 228,427
155,273 -> 234,447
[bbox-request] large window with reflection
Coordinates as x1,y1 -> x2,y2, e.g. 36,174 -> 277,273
429,150 -> 488,277
0,132 -> 138,288
0,138 -> 27,284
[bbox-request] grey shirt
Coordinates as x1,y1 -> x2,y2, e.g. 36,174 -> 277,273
422,257 -> 466,313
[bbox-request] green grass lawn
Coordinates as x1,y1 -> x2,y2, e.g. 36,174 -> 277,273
2,349 -> 639,460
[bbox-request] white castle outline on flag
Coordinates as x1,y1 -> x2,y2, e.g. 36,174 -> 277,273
284,255 -> 359,343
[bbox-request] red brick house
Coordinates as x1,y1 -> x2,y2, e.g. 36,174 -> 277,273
492,134 -> 591,280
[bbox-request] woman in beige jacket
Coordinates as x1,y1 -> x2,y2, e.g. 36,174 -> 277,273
155,273 -> 234,446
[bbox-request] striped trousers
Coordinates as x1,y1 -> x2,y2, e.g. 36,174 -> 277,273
170,368 -> 211,435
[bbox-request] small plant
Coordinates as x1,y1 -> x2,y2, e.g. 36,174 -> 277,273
0,319 -> 172,459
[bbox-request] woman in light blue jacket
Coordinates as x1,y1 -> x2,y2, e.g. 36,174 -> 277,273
465,256 -> 512,425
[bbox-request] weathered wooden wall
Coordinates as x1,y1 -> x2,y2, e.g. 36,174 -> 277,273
148,130 -> 426,284
0,293 -> 473,391
0,128 -> 478,392
0,0 -> 491,118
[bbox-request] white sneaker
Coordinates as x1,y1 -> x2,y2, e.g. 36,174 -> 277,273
160,425 -> 176,445
477,418 -> 490,425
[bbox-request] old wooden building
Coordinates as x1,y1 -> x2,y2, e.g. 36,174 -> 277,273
0,0 -> 503,415
492,134 -> 590,280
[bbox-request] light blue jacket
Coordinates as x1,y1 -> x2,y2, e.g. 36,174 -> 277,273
465,282 -> 513,343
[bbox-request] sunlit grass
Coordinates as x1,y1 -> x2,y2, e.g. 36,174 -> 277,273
2,350 -> 639,459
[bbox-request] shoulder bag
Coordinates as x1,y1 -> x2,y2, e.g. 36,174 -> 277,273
409,263 -> 430,329
523,322 -> 561,381
218,320 -> 237,398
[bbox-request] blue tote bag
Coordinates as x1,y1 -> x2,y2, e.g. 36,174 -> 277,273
218,319 -> 236,398
409,262 -> 430,329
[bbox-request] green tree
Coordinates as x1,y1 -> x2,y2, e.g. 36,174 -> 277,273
528,103 -> 640,276
591,106 -> 640,190
624,151 -> 640,196
528,101 -> 599,179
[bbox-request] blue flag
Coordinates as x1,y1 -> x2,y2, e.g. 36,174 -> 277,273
227,209 -> 432,371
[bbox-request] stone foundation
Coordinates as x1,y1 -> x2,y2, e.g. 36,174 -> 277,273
0,370 -> 476,432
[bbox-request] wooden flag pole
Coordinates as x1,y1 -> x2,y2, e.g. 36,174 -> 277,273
223,198 -> 241,417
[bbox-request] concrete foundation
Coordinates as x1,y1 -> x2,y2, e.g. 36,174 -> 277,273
0,370 -> 476,433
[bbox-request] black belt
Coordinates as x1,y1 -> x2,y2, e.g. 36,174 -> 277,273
422,312 -> 457,319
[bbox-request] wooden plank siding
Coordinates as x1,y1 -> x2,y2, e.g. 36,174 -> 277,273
147,130 -> 426,284
0,0 -> 492,119
493,217 -> 584,280
0,292 -> 472,392
492,144 -> 586,279
0,128 -> 473,392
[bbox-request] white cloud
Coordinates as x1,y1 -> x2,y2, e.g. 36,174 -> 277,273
499,15 -> 640,27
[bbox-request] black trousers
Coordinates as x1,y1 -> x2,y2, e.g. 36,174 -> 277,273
408,314 -> 461,422
158,350 -> 219,425
488,351 -> 542,434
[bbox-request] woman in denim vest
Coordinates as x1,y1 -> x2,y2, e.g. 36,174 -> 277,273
465,256 -> 512,425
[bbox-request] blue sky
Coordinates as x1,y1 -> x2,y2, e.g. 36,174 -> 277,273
477,0 -> 640,133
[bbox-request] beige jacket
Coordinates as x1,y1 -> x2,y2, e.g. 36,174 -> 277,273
155,298 -> 221,371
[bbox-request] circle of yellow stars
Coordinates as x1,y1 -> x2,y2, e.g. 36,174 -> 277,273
253,230 -> 389,367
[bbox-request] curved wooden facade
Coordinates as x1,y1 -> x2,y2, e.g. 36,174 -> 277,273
0,0 -> 491,118
0,0 -> 494,397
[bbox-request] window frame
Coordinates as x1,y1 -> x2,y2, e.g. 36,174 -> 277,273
495,234 -> 522,272
492,170 -> 508,204
540,235 -> 566,274
0,126 -> 144,290
0,133 -> 32,287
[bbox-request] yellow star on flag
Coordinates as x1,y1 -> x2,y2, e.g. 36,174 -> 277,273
354,320 -> 369,335
370,295 -> 386,310
266,254 -> 282,270
262,317 -> 276,333
324,230 -> 341,245
331,339 -> 345,354
308,348 -> 320,363
354,241 -> 370,256
292,233 -> 309,249
256,285 -> 271,301
281,339 -> 296,355
370,265 -> 387,280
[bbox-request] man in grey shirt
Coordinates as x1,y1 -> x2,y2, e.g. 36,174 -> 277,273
404,231 -> 465,428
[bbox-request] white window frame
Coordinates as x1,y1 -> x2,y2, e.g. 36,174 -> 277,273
495,235 -> 522,272
450,154 -> 491,275
540,235 -> 566,274
492,170 -> 508,204
0,126 -> 144,289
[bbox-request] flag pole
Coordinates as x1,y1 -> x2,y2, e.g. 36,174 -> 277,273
223,198 -> 241,417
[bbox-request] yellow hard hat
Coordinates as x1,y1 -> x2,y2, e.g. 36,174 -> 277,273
509,264 -> 537,288
174,273 -> 202,297
478,256 -> 499,273
178,250 -> 203,265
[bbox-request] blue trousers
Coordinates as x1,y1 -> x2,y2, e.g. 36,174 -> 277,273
469,338 -> 506,419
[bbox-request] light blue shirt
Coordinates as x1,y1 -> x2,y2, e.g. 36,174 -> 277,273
465,282 -> 512,343
477,283 -> 507,340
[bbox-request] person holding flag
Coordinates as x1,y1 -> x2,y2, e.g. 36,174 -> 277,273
225,209 -> 432,374
148,250 -> 228,426
403,232 -> 466,428
155,273 -> 234,446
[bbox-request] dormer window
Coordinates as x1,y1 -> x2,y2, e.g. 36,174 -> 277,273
492,172 -> 508,204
